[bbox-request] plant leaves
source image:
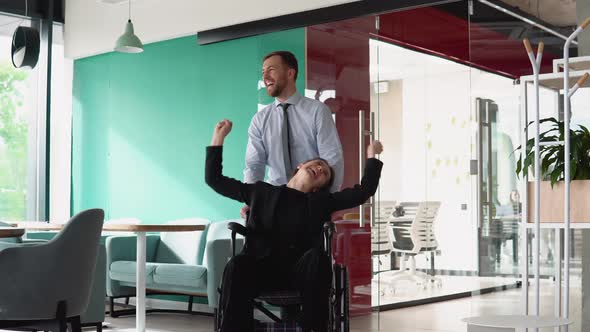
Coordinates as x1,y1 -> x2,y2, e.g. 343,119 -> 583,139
515,117 -> 590,185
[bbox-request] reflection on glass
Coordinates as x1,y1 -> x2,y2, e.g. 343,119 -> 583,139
476,97 -> 522,276
307,15 -> 376,318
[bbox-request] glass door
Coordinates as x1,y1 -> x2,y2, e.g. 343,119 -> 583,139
475,97 -> 521,276
306,15 -> 379,326
307,2 -> 483,330
466,0 -> 555,279
371,0 -> 498,317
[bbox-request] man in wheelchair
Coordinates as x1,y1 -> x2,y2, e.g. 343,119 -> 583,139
205,119 -> 383,332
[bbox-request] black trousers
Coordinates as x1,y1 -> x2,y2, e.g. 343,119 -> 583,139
219,248 -> 332,332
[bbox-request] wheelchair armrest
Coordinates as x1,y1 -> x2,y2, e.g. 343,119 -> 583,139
227,221 -> 248,257
323,221 -> 336,258
228,222 -> 248,236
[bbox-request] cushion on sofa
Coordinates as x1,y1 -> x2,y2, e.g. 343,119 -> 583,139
153,264 -> 207,289
109,261 -> 159,284
154,219 -> 210,265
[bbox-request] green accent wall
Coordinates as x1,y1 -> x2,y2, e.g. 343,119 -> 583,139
72,29 -> 305,223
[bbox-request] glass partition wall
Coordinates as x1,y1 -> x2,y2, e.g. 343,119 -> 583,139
304,1 -> 586,330
306,16 -> 378,328
304,2 -> 522,329
468,1 -> 585,330
369,1 -> 520,312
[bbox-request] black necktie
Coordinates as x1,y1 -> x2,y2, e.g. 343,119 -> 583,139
280,103 -> 292,177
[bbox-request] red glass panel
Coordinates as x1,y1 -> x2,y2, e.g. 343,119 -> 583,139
307,16 -> 374,316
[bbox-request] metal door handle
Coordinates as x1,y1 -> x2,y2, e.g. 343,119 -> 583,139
359,110 -> 375,227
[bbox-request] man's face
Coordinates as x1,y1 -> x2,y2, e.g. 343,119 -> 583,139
262,55 -> 292,97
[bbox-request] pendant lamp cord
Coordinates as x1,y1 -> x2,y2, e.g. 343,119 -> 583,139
128,0 -> 131,21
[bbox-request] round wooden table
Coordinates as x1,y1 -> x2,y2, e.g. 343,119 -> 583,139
0,227 -> 25,238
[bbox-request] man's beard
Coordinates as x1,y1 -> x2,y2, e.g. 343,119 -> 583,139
267,82 -> 284,97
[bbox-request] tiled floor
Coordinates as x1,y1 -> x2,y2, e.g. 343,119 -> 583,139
360,279 -> 583,332
371,274 -> 520,307
0,278 -> 574,332
100,277 -> 584,332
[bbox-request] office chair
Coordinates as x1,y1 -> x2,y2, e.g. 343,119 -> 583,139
386,201 -> 442,292
371,201 -> 397,271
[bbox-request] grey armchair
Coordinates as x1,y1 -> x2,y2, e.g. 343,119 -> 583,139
0,208 -> 105,332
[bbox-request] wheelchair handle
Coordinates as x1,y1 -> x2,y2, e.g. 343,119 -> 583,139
323,221 -> 336,258
227,222 -> 248,257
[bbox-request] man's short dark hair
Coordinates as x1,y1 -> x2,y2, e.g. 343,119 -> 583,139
263,51 -> 298,81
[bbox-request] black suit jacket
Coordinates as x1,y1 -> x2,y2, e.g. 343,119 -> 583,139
205,146 -> 383,260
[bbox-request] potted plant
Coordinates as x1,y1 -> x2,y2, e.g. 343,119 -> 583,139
515,117 -> 590,223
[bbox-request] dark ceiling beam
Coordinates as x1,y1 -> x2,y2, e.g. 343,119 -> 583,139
0,0 -> 64,23
197,0 -> 460,45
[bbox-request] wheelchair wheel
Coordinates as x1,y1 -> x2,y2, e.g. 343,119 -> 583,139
331,264 -> 350,332
341,265 -> 350,332
215,287 -> 223,332
332,264 -> 342,331
214,308 -> 221,331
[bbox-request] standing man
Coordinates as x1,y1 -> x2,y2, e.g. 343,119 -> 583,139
243,51 -> 344,216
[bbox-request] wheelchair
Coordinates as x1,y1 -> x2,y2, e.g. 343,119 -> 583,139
214,221 -> 350,332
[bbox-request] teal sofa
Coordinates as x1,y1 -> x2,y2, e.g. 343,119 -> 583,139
106,219 -> 244,316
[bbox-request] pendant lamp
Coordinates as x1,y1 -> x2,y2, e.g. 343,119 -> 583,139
11,0 -> 40,69
11,26 -> 40,69
115,0 -> 143,53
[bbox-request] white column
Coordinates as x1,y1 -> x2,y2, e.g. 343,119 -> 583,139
136,232 -> 147,332
555,228 -> 562,332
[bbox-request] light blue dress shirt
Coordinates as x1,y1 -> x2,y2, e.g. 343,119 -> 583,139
244,92 -> 344,191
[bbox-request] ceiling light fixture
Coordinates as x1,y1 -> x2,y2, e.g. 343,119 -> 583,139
11,0 -> 40,69
114,0 -> 143,53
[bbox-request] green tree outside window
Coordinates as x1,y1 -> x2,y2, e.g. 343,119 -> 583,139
0,63 -> 28,220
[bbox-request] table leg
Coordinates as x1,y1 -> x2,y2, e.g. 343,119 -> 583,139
555,227 -> 562,332
430,251 -> 435,276
136,232 -> 146,332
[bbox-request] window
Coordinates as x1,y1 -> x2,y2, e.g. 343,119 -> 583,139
0,14 -> 71,221
0,15 -> 40,220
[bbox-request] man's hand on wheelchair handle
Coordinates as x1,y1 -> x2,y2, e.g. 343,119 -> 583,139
240,205 -> 250,219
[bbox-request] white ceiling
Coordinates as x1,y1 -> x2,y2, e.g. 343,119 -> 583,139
65,0 -> 360,59
369,39 -> 468,83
